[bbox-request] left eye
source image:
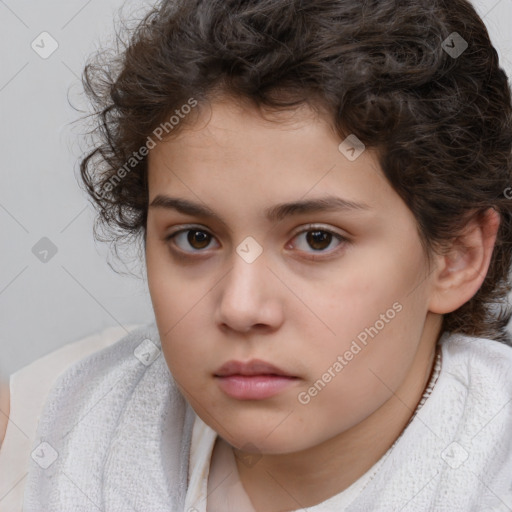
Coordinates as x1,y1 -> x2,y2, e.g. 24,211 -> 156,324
289,228 -> 346,254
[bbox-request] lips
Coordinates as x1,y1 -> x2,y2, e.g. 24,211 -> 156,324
214,359 -> 295,378
214,359 -> 299,400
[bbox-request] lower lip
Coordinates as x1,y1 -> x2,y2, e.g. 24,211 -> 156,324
215,375 -> 298,400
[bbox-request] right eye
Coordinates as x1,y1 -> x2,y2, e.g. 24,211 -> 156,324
165,227 -> 220,254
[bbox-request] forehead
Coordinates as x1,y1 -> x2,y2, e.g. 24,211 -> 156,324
146,98 -> 403,222
149,98 -> 333,159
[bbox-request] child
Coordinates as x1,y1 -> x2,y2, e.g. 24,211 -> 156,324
5,0 -> 512,510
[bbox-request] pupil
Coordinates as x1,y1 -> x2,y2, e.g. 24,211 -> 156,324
189,230 -> 210,249
307,231 -> 331,251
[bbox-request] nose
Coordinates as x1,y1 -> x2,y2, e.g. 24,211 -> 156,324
215,251 -> 284,334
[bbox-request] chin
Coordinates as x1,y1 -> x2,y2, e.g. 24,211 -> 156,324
218,424 -> 308,455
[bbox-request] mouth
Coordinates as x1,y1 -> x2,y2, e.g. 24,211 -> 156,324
214,359 -> 299,400
214,359 -> 296,378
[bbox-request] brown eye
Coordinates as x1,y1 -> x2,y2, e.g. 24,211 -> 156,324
306,230 -> 332,251
289,225 -> 348,258
165,228 -> 218,252
187,230 -> 211,249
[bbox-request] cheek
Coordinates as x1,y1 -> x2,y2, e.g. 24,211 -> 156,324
299,245 -> 429,405
146,242 -> 204,380
313,252 -> 418,346
294,304 -> 422,437
158,317 -> 210,401
146,238 -> 198,323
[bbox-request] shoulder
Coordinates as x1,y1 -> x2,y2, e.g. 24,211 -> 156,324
441,331 -> 512,373
0,323 -> 143,448
439,331 -> 512,404
0,324 -> 146,512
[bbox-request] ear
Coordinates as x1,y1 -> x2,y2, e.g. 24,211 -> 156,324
428,208 -> 501,314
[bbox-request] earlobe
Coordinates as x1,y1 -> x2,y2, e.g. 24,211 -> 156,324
428,208 -> 501,315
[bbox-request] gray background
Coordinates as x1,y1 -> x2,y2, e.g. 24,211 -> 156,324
1,0 -> 512,379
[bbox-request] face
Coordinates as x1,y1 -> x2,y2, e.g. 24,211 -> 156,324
145,97 -> 439,455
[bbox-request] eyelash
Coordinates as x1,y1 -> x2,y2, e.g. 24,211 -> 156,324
164,224 -> 349,260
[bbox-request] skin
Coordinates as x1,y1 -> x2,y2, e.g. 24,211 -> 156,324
144,97 -> 500,511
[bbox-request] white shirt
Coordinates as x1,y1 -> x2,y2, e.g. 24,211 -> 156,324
184,347 -> 442,511
0,325 -> 139,512
8,328 -> 511,511
184,415 -> 389,512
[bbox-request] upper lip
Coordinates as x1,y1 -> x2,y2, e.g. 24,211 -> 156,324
214,359 -> 296,377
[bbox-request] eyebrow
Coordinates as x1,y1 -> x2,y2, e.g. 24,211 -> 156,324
149,194 -> 370,224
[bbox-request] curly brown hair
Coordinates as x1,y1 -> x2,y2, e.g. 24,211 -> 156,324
78,0 -> 512,344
